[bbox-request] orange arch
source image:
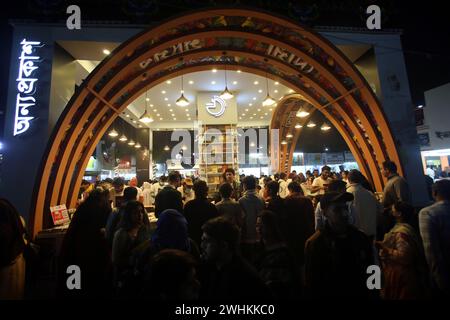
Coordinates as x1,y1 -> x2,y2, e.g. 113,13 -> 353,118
30,9 -> 402,236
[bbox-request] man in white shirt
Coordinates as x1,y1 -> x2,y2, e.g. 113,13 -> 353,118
346,170 -> 382,240
311,166 -> 333,196
178,177 -> 195,204
278,172 -> 288,199
150,176 -> 167,204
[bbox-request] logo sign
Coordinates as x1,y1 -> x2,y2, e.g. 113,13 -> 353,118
205,96 -> 227,118
14,39 -> 43,136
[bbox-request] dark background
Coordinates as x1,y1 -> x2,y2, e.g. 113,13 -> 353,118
1,0 -> 449,142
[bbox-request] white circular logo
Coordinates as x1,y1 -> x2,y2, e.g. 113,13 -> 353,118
206,96 -> 227,117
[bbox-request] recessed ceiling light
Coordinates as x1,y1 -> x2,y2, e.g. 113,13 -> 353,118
157,114 -> 160,116
150,104 -> 154,107
186,114 -> 190,117
169,109 -> 173,112
254,81 -> 259,85
145,98 -> 150,101
264,113 -> 268,116
103,49 -> 110,55
133,120 -> 137,124
164,97 -> 168,101
258,89 -> 263,93
260,116 -> 263,119
242,114 -> 246,116
252,97 -> 256,100
185,109 -> 189,112
233,81 -> 238,85
250,117 -> 253,119
212,69 -> 217,73
253,113 -> 256,116
173,118 -> 176,120
153,109 -> 157,112
288,89 -> 294,93
211,81 -> 216,85
167,104 -> 171,107
166,80 -> 171,84
171,114 -> 175,116
162,90 -> 166,94
237,70 -> 242,73
269,108 -> 273,111
188,80 -> 194,84
126,114 -> 130,118
245,109 -> 249,112
188,118 -> 191,120
138,125 -> 142,128
274,90 -> 278,93
160,118 -> 163,120
257,109 -> 261,111
249,103 -> 253,106
275,81 -> 279,85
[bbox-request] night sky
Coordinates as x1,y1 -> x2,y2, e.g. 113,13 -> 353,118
1,0 -> 449,143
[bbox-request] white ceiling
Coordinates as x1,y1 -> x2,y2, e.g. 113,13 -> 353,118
76,61 -> 293,129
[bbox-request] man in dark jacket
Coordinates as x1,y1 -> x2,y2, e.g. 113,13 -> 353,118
198,217 -> 271,300
154,171 -> 183,218
304,191 -> 375,299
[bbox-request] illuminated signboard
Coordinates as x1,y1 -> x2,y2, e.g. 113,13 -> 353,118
13,39 -> 42,136
205,96 -> 227,117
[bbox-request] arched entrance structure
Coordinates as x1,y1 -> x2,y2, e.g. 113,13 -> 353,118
31,9 -> 402,235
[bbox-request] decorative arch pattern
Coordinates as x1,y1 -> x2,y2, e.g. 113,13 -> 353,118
31,9 -> 401,235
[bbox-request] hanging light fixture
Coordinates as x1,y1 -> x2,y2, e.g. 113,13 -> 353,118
176,75 -> 190,107
164,145 -> 170,151
296,107 -> 310,118
109,128 -> 119,137
295,123 -> 303,129
135,142 -> 141,149
307,121 -> 316,128
286,133 -> 293,138
281,140 -> 288,145
262,73 -> 276,107
320,122 -> 331,131
119,134 -> 127,142
220,65 -> 234,100
139,90 -> 154,123
128,139 -> 135,146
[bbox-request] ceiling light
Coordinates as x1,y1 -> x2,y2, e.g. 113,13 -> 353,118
264,113 -> 268,116
288,89 -> 294,93
262,74 -> 276,107
188,118 -> 191,120
245,109 -> 249,112
161,90 -> 166,94
254,81 -> 259,85
237,70 -> 241,73
321,122 -> 332,131
150,104 -> 154,107
219,86 -> 234,100
169,109 -> 173,112
233,81 -> 238,85
160,118 -> 163,120
307,121 -> 316,128
185,109 -> 189,112
157,114 -> 160,116
135,143 -> 141,148
242,114 -> 246,116
164,145 -> 170,151
212,68 -> 217,73
172,114 -> 175,116
211,81 -> 216,85
103,49 -> 110,55
296,108 -> 310,118
164,97 -> 168,101
188,80 -> 194,84
260,116 -> 264,119
275,81 -> 279,85
167,104 -> 171,107
250,117 -> 253,119
176,75 -> 190,107
250,142 -> 256,147
286,133 -> 293,138
324,147 -> 329,152
249,103 -> 253,106
108,129 -> 119,137
253,97 -> 256,100
258,89 -> 263,93
274,90 -> 278,93
128,140 -> 135,146
173,118 -> 176,120
119,134 -> 127,142
125,114 -> 130,118
281,140 -> 287,145
182,145 -> 188,150
269,108 -> 273,111
132,120 -> 137,124
139,90 -> 154,123
295,123 -> 303,129
145,98 -> 150,102
166,80 -> 171,84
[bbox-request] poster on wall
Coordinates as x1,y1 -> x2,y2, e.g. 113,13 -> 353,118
50,204 -> 70,226
325,152 -> 345,164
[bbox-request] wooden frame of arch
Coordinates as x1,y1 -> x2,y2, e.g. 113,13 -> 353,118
30,8 -> 402,236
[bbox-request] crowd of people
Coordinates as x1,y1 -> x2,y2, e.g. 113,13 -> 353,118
1,160 -> 450,301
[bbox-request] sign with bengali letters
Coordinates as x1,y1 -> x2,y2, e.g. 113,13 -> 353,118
14,39 -> 43,136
